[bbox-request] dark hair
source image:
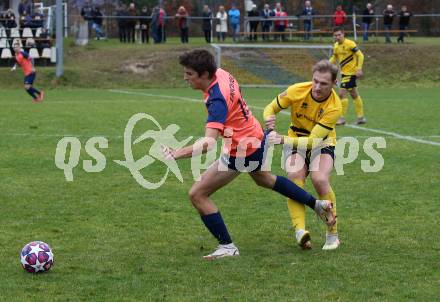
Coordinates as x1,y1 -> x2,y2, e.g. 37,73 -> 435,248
312,60 -> 339,82
333,26 -> 345,33
178,49 -> 217,78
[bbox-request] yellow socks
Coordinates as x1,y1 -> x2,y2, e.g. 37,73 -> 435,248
340,98 -> 349,116
319,188 -> 337,234
287,179 -> 306,231
287,180 -> 338,235
353,95 -> 364,118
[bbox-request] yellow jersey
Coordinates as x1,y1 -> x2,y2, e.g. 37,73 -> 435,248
330,38 -> 364,75
264,82 -> 342,147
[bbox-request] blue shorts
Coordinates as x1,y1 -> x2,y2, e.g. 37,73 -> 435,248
220,132 -> 269,172
24,72 -> 36,85
285,145 -> 335,166
340,74 -> 357,89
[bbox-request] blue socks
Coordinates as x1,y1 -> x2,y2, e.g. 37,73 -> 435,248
200,177 -> 317,244
272,176 -> 316,210
26,87 -> 40,99
201,212 -> 232,245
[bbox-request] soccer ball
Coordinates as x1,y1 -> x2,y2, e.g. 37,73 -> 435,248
20,241 -> 54,273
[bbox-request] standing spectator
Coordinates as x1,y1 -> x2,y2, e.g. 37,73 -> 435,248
215,5 -> 228,42
248,4 -> 259,41
158,7 -> 167,43
151,6 -> 166,44
116,4 -> 128,43
139,6 -> 150,44
4,9 -> 17,42
362,3 -> 374,42
175,6 -> 189,44
18,0 -> 32,17
202,5 -> 212,43
127,3 -> 137,43
81,0 -> 94,36
397,5 -> 412,43
383,4 -> 395,43
91,6 -> 105,40
228,4 -> 240,42
18,0 -> 32,34
274,3 -> 288,42
260,3 -> 274,41
302,1 -> 314,41
333,5 -> 347,27
150,6 -> 159,43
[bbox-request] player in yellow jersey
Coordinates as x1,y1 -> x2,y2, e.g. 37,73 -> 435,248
264,60 -> 342,250
330,26 -> 366,125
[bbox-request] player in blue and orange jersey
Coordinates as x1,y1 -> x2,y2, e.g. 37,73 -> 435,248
161,49 -> 336,260
11,41 -> 45,103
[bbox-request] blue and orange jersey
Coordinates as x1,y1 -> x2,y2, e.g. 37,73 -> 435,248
203,68 -> 263,157
15,51 -> 34,76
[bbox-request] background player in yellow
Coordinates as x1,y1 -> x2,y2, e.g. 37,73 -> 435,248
264,60 -> 342,250
330,26 -> 366,125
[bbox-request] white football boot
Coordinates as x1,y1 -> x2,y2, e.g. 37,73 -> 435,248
314,200 -> 337,227
322,233 -> 340,250
203,243 -> 239,260
295,229 -> 312,250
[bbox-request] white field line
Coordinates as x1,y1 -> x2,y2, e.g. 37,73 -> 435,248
1,132 -> 440,140
0,133 -> 123,138
2,90 -> 439,145
108,90 -> 440,147
343,124 -> 440,147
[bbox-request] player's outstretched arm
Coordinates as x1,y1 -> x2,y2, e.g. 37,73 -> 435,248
329,53 -> 337,64
263,92 -> 292,129
355,49 -> 364,78
163,128 -> 220,160
264,115 -> 276,130
267,124 -> 333,149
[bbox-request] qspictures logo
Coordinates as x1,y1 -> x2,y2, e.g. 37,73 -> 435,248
54,113 -> 386,189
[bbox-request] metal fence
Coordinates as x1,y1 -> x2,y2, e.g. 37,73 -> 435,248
68,13 -> 440,44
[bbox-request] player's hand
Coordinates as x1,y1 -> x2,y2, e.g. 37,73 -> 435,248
356,70 -> 364,79
267,131 -> 283,145
161,144 -> 175,160
265,115 -> 276,130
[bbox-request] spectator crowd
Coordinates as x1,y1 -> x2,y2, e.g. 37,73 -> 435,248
74,1 -> 415,44
0,0 -> 51,55
1,1 -> 415,48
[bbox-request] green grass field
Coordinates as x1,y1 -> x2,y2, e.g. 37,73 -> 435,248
1,37 -> 440,90
1,86 -> 440,301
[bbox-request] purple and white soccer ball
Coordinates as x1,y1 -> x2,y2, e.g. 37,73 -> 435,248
20,241 -> 54,273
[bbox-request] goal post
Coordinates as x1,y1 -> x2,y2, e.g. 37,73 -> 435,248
211,44 -> 333,87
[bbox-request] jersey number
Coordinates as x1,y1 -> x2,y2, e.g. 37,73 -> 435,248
238,97 -> 250,121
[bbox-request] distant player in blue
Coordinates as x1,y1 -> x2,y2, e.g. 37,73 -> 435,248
11,41 -> 45,103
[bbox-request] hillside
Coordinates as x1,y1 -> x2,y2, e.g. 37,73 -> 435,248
1,38 -> 439,89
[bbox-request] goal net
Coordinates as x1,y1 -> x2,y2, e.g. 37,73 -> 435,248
211,44 -> 333,87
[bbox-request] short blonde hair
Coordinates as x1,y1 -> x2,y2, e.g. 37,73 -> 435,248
312,60 -> 339,82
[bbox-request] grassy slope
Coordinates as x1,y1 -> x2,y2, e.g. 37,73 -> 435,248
0,37 -> 440,89
0,87 -> 439,301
